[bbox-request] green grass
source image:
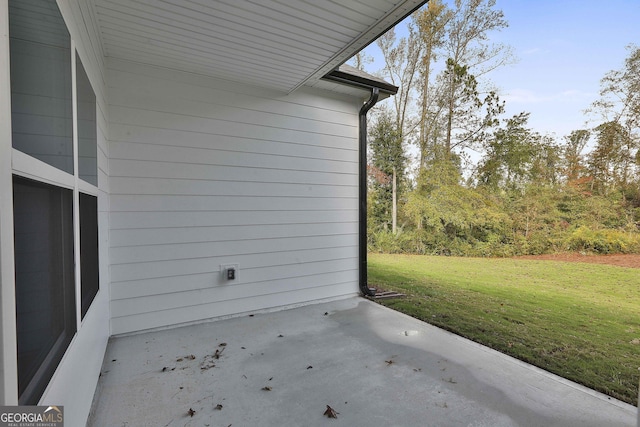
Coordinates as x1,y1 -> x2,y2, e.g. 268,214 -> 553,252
368,253 -> 640,405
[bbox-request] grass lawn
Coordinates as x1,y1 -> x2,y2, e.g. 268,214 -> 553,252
368,253 -> 640,405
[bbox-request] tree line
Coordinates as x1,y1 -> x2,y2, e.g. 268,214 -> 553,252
356,0 -> 640,256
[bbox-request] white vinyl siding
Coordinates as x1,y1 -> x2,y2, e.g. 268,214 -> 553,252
108,59 -> 361,334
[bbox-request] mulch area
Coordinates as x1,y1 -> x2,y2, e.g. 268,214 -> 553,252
516,253 -> 640,269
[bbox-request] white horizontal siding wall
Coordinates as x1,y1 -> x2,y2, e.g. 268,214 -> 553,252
107,59 -> 361,334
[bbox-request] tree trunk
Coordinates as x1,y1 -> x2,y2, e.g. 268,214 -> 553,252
392,168 -> 397,234
445,71 -> 455,160
419,47 -> 432,170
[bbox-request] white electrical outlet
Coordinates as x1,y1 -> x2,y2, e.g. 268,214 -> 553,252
220,264 -> 239,281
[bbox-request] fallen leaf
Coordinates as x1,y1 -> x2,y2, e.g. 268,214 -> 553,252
162,367 -> 168,372
176,358 -> 184,362
187,408 -> 196,417
385,360 -> 394,365
214,404 -> 223,411
307,366 -> 313,370
219,343 -> 227,347
200,354 -> 217,370
186,354 -> 196,360
323,405 -> 338,418
262,386 -> 272,391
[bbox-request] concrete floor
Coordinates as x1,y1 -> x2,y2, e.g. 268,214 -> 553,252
88,297 -> 637,427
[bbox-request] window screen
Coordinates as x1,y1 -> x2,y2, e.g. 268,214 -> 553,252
76,54 -> 98,186
13,176 -> 76,405
9,0 -> 73,173
80,193 -> 99,318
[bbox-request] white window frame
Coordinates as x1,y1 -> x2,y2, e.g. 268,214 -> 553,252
0,0 -> 101,403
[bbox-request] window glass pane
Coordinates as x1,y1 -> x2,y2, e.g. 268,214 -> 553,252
77,54 -> 98,186
9,0 -> 73,174
80,193 -> 99,318
13,176 -> 76,405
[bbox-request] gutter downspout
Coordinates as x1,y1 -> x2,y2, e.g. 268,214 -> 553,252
359,88 -> 379,297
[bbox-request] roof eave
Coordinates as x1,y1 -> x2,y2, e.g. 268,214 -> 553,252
291,0 -> 428,93
322,68 -> 398,96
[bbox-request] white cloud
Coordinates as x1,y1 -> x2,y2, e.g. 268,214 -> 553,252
522,47 -> 544,55
502,88 -> 593,105
502,89 -> 552,104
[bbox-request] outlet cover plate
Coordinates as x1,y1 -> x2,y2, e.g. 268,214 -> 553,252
220,264 -> 239,281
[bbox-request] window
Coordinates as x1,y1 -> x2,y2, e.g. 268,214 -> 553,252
13,177 -> 76,405
77,54 -> 99,319
9,0 -> 100,404
76,53 -> 98,186
80,193 -> 99,318
9,0 -> 73,173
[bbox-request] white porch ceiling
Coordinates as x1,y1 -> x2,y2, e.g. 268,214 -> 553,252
91,0 -> 426,92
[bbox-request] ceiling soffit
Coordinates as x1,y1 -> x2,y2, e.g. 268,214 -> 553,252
92,0 -> 426,92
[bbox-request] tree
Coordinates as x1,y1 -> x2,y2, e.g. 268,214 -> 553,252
588,45 -> 640,197
376,24 -> 423,143
530,135 -> 562,186
506,185 -> 563,254
405,159 -> 511,255
590,45 -> 640,132
587,121 -> 635,194
349,51 -> 374,71
477,112 -> 542,190
562,129 -> 591,186
368,108 -> 407,233
440,0 -> 512,159
414,0 -> 452,169
439,58 -> 504,159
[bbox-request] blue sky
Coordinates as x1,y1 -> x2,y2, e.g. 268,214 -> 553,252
360,0 -> 639,140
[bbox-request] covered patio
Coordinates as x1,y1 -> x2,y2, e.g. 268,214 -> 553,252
88,297 -> 636,426
2,1 -> 639,425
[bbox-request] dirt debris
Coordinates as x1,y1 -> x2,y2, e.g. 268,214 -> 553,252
200,355 -> 217,370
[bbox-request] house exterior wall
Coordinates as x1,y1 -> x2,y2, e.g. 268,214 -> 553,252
0,0 -> 16,405
0,0 -> 110,425
107,59 -> 361,334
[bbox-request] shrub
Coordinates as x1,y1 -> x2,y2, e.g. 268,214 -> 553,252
566,226 -> 640,254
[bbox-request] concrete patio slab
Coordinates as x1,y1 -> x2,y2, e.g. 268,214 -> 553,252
87,297 -> 637,426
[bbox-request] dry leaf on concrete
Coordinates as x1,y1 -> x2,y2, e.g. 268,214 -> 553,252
323,405 -> 338,418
